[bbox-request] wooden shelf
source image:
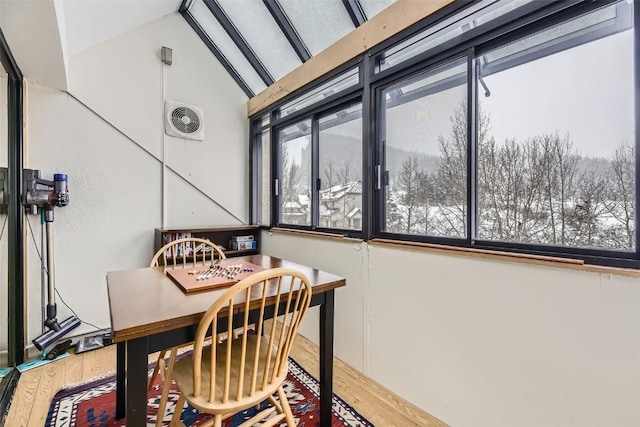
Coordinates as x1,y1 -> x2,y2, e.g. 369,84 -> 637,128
154,225 -> 260,262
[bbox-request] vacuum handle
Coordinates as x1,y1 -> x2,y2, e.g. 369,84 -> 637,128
45,221 -> 56,308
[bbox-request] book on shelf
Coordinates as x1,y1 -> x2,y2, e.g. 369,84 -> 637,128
163,232 -> 192,257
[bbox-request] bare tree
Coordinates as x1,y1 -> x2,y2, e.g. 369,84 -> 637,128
533,133 -> 580,245
339,161 -> 356,228
398,155 -> 422,234
388,100 -> 635,251
385,190 -> 403,233
281,142 -> 305,224
434,102 -> 467,237
416,170 -> 436,235
552,134 -> 579,245
338,161 -> 352,185
606,142 -> 635,249
324,159 -> 337,190
567,169 -> 608,247
479,137 -> 548,243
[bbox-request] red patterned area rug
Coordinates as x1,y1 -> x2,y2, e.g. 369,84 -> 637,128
45,357 -> 373,426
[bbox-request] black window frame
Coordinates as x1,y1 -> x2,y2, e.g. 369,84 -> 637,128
250,0 -> 640,269
373,53 -> 471,243
0,23 -> 25,418
269,95 -> 364,236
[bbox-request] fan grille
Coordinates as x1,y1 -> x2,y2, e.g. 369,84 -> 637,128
170,107 -> 201,134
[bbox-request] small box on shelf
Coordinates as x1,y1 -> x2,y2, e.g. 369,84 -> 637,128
230,234 -> 255,250
230,240 -> 257,250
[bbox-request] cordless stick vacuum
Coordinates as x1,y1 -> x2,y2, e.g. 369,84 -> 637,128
26,171 -> 81,352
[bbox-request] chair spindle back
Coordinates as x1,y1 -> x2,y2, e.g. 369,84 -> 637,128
191,268 -> 312,405
151,237 -> 226,271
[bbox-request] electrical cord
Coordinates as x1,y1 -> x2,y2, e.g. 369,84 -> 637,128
54,288 -> 101,330
26,215 -> 102,332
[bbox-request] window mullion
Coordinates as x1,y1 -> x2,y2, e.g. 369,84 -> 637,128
311,116 -> 320,228
635,0 -> 640,261
249,119 -> 258,225
362,54 -> 374,241
374,84 -> 386,237
271,111 -> 280,227
467,48 -> 477,245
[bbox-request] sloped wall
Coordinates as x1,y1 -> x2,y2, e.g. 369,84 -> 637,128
68,12 -> 249,226
21,12 -> 249,340
0,0 -> 68,90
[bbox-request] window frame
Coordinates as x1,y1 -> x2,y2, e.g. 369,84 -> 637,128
316,100 -> 365,232
269,96 -> 364,236
250,0 -> 640,268
469,0 -> 638,266
374,53 -> 471,242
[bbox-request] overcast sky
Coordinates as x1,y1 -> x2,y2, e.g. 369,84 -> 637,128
286,23 -> 634,166
385,28 -> 634,159
484,29 -> 633,158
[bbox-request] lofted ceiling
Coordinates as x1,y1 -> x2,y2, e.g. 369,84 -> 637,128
0,0 -> 398,95
179,0 -> 396,97
61,0 -> 397,97
62,0 -> 181,56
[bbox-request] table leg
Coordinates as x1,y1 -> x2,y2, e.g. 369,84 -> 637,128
126,337 -> 149,426
115,342 -> 126,419
319,290 -> 335,427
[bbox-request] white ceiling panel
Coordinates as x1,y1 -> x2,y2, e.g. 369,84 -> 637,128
217,0 -> 302,81
278,0 -> 354,56
360,0 -> 396,20
191,0 -> 267,95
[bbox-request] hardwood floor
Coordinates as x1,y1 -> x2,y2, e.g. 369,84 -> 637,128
5,335 -> 447,427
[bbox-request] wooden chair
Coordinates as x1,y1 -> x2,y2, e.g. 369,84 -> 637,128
150,237 -> 226,272
168,268 -> 312,427
149,237 -> 226,426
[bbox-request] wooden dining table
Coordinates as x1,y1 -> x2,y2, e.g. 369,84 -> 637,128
106,254 -> 346,427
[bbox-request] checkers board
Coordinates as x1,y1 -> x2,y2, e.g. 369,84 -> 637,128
166,260 -> 264,293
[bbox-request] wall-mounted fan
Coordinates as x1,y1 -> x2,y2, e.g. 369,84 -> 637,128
164,100 -> 205,141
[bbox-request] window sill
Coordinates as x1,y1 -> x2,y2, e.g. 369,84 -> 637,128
267,227 -> 363,243
370,238 -> 640,279
263,229 -> 640,278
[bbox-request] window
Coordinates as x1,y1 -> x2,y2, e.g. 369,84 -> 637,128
278,120 -> 311,226
276,102 -> 364,231
277,67 -> 359,119
253,0 -> 638,267
252,114 -> 271,227
476,1 -> 635,251
381,57 -> 467,237
319,103 -> 363,230
376,0 -> 537,73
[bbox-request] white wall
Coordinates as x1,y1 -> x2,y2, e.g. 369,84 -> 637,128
261,232 -> 368,371
0,0 -> 68,90
68,12 -> 248,226
19,12 -> 249,341
262,231 -> 640,427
